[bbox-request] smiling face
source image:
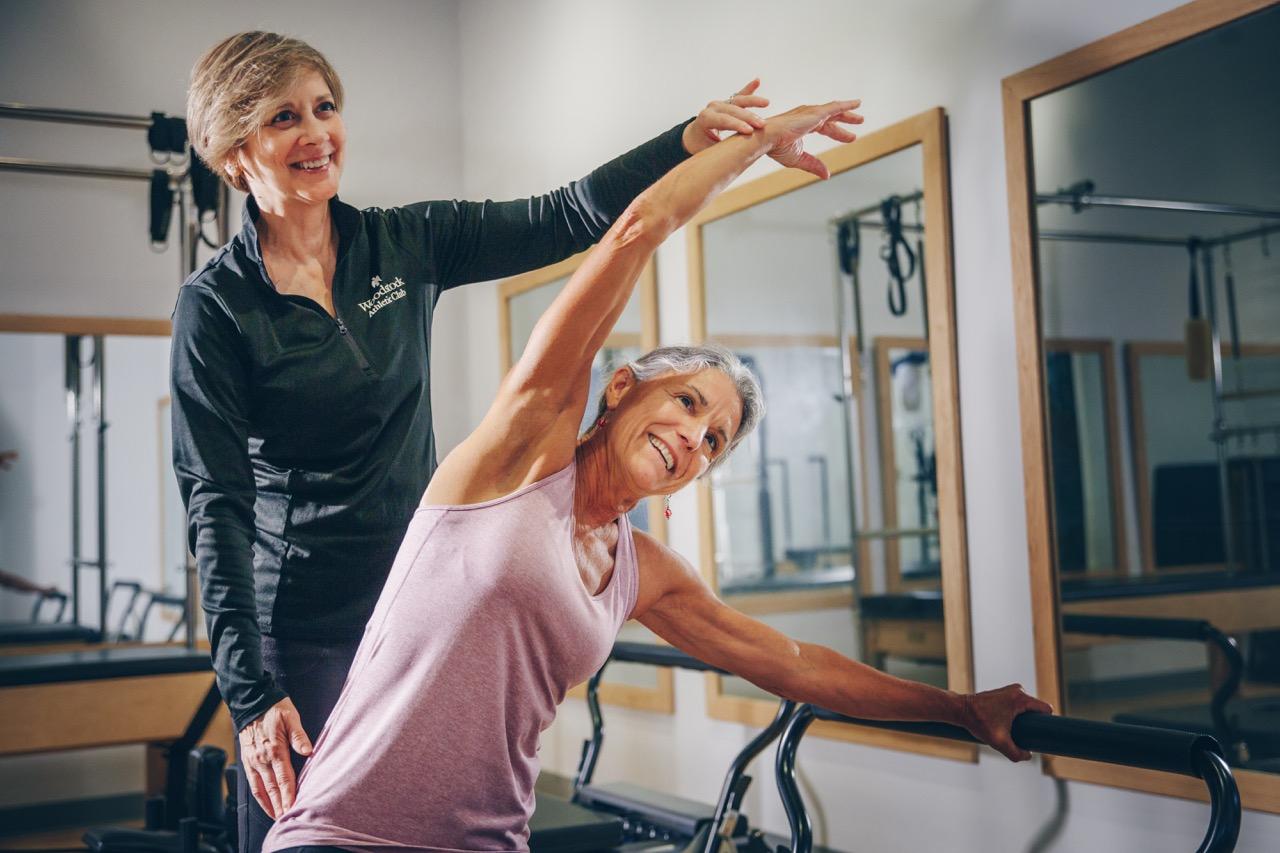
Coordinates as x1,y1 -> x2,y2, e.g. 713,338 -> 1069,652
233,68 -> 345,212
601,367 -> 744,497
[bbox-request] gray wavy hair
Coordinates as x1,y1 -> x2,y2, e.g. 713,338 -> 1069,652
594,344 -> 764,471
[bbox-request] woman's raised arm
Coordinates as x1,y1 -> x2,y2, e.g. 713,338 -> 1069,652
508,100 -> 862,421
423,99 -> 860,506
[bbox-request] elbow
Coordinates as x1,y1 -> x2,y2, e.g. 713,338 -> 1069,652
611,198 -> 673,254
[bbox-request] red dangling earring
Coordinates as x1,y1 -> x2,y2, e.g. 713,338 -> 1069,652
596,415 -> 607,430
664,495 -> 672,519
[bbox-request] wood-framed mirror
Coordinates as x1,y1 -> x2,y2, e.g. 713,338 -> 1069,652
688,107 -> 975,759
1006,0 -> 1280,811
0,314 -> 194,652
498,253 -> 674,714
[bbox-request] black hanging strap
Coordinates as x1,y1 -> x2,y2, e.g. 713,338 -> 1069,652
149,169 -> 173,246
147,112 -> 188,155
880,195 -> 916,317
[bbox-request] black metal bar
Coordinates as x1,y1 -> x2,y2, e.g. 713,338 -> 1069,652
163,682 -> 224,829
1061,614 -> 1245,758
65,335 -> 82,627
0,156 -> 153,182
609,640 -> 730,674
1194,751 -> 1241,853
775,705 -> 816,852
703,699 -> 795,853
776,706 -> 1240,853
0,101 -> 152,129
571,664 -> 608,798
93,335 -> 107,635
1036,191 -> 1280,220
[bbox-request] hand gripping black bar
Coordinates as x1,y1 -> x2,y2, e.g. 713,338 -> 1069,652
774,705 -> 1240,853
1062,613 -> 1246,761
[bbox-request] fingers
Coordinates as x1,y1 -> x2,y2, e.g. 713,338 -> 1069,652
273,751 -> 298,811
793,151 -> 830,180
734,78 -> 761,97
285,706 -> 314,756
242,762 -> 277,819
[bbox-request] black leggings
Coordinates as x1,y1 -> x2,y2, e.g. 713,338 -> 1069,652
235,635 -> 362,853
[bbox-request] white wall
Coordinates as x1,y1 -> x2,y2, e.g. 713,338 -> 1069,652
455,1 -> 1280,851
0,0 -> 468,809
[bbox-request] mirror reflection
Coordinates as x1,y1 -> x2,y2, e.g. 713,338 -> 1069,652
700,141 -> 955,703
1033,5 -> 1280,773
0,331 -> 190,648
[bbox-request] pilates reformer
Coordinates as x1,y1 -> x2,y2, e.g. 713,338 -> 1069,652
0,645 -> 234,852
773,704 -> 1241,853
530,641 -> 797,853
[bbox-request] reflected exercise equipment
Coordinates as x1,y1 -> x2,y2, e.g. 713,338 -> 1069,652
690,108 -> 972,757
1008,0 -> 1280,809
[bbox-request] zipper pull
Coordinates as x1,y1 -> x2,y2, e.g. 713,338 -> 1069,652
335,317 -> 348,334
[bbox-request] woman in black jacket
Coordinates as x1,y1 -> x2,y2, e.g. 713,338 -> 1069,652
172,30 -> 773,852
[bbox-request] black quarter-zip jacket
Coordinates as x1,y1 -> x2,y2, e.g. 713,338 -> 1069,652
171,122 -> 690,730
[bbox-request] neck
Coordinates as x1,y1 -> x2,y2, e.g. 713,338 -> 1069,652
253,194 -> 335,261
574,433 -> 643,530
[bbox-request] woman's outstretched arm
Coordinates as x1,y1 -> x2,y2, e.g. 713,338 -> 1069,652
424,100 -> 861,506
508,99 -> 862,406
630,532 -> 1053,762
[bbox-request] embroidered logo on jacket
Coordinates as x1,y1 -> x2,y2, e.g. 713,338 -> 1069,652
360,275 -> 407,318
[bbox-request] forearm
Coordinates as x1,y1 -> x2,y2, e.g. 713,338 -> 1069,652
786,642 -> 970,728
627,128 -> 772,246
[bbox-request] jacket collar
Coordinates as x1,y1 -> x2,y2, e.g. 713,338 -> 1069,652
240,194 -> 360,285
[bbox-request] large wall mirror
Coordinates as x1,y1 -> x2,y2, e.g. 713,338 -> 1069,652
0,318 -> 195,653
689,108 -> 975,759
499,254 -> 674,713
1007,0 -> 1280,810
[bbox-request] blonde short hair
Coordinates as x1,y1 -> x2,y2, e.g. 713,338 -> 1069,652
187,32 -> 345,192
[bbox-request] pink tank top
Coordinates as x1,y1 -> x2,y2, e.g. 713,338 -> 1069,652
263,461 -> 638,852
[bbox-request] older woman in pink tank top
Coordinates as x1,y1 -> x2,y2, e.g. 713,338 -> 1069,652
265,98 -> 1050,853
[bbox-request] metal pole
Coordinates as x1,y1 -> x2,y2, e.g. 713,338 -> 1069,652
0,157 -> 151,182
94,335 -> 108,633
217,181 -> 232,246
834,190 -> 925,225
0,102 -> 152,130
65,336 -> 82,626
830,223 -> 864,585
1201,250 -> 1236,573
1036,191 -> 1280,220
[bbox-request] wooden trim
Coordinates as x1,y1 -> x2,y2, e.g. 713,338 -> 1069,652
1043,339 -> 1127,576
701,684 -> 976,763
0,671 -> 234,756
1001,0 -> 1275,105
691,110 -> 943,230
689,108 -> 975,759
1047,755 -> 1280,815
496,254 -> 670,715
1003,0 -> 1280,808
0,314 -> 171,336
709,333 -> 839,349
723,585 -> 854,617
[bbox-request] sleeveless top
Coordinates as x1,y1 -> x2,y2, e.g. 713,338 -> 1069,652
263,461 -> 638,852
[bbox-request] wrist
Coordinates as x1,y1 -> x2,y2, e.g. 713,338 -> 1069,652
954,691 -> 977,732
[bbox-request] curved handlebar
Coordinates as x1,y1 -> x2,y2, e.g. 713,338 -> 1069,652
776,705 -> 1241,853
